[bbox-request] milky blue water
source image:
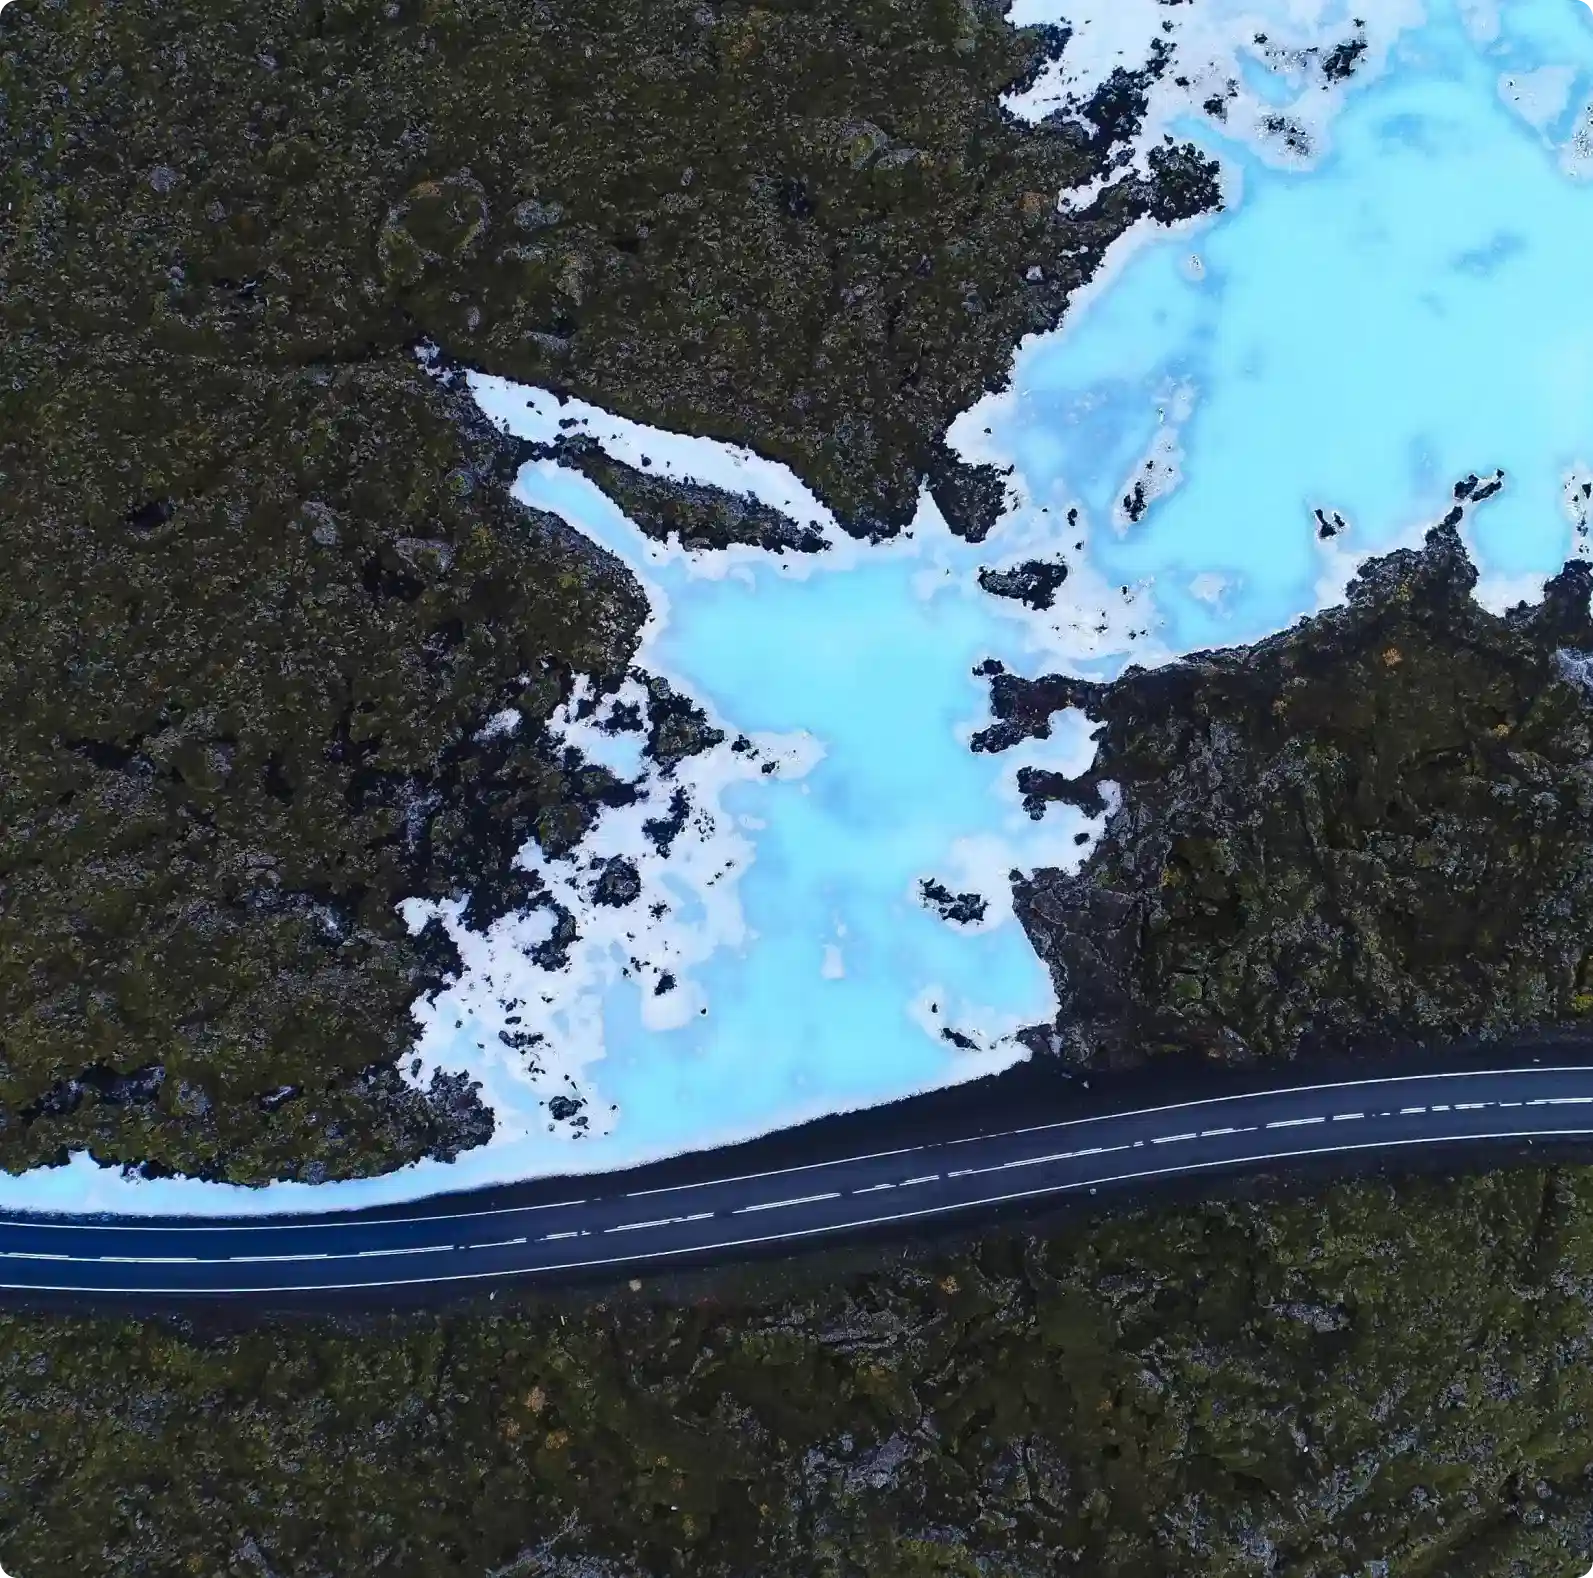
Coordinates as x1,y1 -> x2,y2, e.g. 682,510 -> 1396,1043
960,0 -> 1593,654
5,0 -> 1593,1216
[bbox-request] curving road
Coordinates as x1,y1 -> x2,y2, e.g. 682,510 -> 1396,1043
6,1063 -> 1593,1304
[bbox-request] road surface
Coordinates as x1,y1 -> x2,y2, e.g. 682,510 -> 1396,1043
5,1063 -> 1593,1303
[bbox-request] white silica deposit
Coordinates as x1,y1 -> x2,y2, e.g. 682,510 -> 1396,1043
5,0 -> 1593,1216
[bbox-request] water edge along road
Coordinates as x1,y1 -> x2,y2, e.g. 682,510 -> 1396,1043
6,1063 -> 1593,1304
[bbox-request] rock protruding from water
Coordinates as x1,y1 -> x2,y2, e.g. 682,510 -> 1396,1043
978,558 -> 1070,610
919,879 -> 988,926
537,434 -> 830,555
993,523 -> 1593,1069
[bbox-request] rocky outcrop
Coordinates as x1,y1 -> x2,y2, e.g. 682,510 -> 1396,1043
992,524 -> 1593,1069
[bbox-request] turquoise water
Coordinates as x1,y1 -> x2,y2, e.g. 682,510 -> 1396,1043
5,0 -> 1593,1216
962,0 -> 1593,653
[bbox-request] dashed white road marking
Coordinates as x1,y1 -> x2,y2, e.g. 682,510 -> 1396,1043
222,1253 -> 331,1264
35,1119 -> 1593,1295
732,1192 -> 840,1215
11,1070 -> 1593,1290
81,1242 -> 450,1266
945,1143 -> 1135,1182
88,1255 -> 202,1265
603,1212 -> 715,1234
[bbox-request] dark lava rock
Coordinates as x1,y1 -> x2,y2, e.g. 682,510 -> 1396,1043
1000,523 -> 1593,1069
979,557 -> 1070,610
1321,30 -> 1369,82
461,866 -> 550,936
643,787 -> 693,857
529,901 -> 579,973
537,434 -> 829,555
926,441 -> 1014,544
546,1092 -> 588,1129
591,855 -> 642,907
1015,765 -> 1107,821
920,878 -> 988,926
0,0 -> 1220,542
972,668 -> 1105,755
642,674 -> 726,772
0,347 -> 645,1186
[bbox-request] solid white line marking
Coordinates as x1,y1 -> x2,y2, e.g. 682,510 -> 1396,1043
732,1192 -> 840,1215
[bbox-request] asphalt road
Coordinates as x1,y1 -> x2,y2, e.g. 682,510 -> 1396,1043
6,1063 -> 1593,1303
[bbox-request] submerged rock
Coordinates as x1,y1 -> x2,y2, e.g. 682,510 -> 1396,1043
997,524 -> 1593,1068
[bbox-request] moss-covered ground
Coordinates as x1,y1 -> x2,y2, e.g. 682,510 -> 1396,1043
5,1168 -> 1593,1576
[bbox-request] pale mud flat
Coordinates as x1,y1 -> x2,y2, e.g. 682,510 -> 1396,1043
5,0 -> 1593,1218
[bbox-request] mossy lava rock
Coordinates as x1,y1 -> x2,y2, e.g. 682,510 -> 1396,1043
1003,523 -> 1593,1068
